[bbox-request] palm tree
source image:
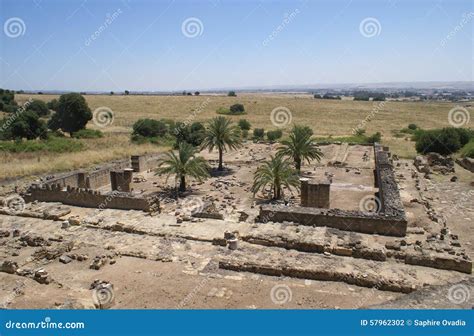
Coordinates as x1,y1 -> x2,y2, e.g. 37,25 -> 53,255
156,142 -> 210,192
277,125 -> 323,172
201,116 -> 241,171
251,155 -> 300,199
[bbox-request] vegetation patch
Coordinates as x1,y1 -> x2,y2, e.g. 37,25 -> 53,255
0,136 -> 84,153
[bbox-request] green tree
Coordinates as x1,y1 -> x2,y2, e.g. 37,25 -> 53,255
174,121 -> 205,147
156,142 -> 210,192
10,111 -> 47,140
27,99 -> 50,117
277,125 -> 323,172
47,98 -> 59,112
48,93 -> 92,136
227,91 -> 236,97
201,116 -> 241,170
251,155 -> 300,199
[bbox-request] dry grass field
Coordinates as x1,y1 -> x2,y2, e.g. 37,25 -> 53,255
1,93 -> 471,180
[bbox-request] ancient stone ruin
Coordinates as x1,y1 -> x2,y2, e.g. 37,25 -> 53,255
259,144 -> 408,237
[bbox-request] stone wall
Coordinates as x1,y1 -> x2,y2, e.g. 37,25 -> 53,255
25,185 -> 160,212
131,154 -> 163,172
42,159 -> 131,190
300,178 -> 330,208
373,144 -> 406,218
259,206 -> 407,237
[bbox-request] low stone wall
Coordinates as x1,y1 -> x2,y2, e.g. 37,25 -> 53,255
42,159 -> 130,189
456,157 -> 474,173
25,185 -> 159,212
131,153 -> 163,172
373,143 -> 406,218
259,205 -> 407,237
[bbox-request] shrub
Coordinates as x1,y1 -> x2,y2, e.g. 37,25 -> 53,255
266,129 -> 283,142
229,104 -> 245,115
8,111 -> 47,140
253,128 -> 265,140
355,128 -> 366,136
415,128 -> 462,155
460,140 -> 474,158
452,127 -> 473,147
27,99 -> 50,117
408,123 -> 418,130
241,129 -> 249,139
47,99 -> 59,112
0,136 -> 84,153
366,132 -> 382,144
173,121 -> 205,147
132,119 -> 167,138
238,119 -> 251,130
216,107 -> 230,115
227,91 -> 236,97
72,129 -> 103,139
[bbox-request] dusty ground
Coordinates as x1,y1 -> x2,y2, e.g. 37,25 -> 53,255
0,143 -> 472,309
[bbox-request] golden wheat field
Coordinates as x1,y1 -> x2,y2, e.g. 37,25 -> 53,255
2,93 -> 471,180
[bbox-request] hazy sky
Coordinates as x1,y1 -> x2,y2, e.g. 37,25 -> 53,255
0,0 -> 472,92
